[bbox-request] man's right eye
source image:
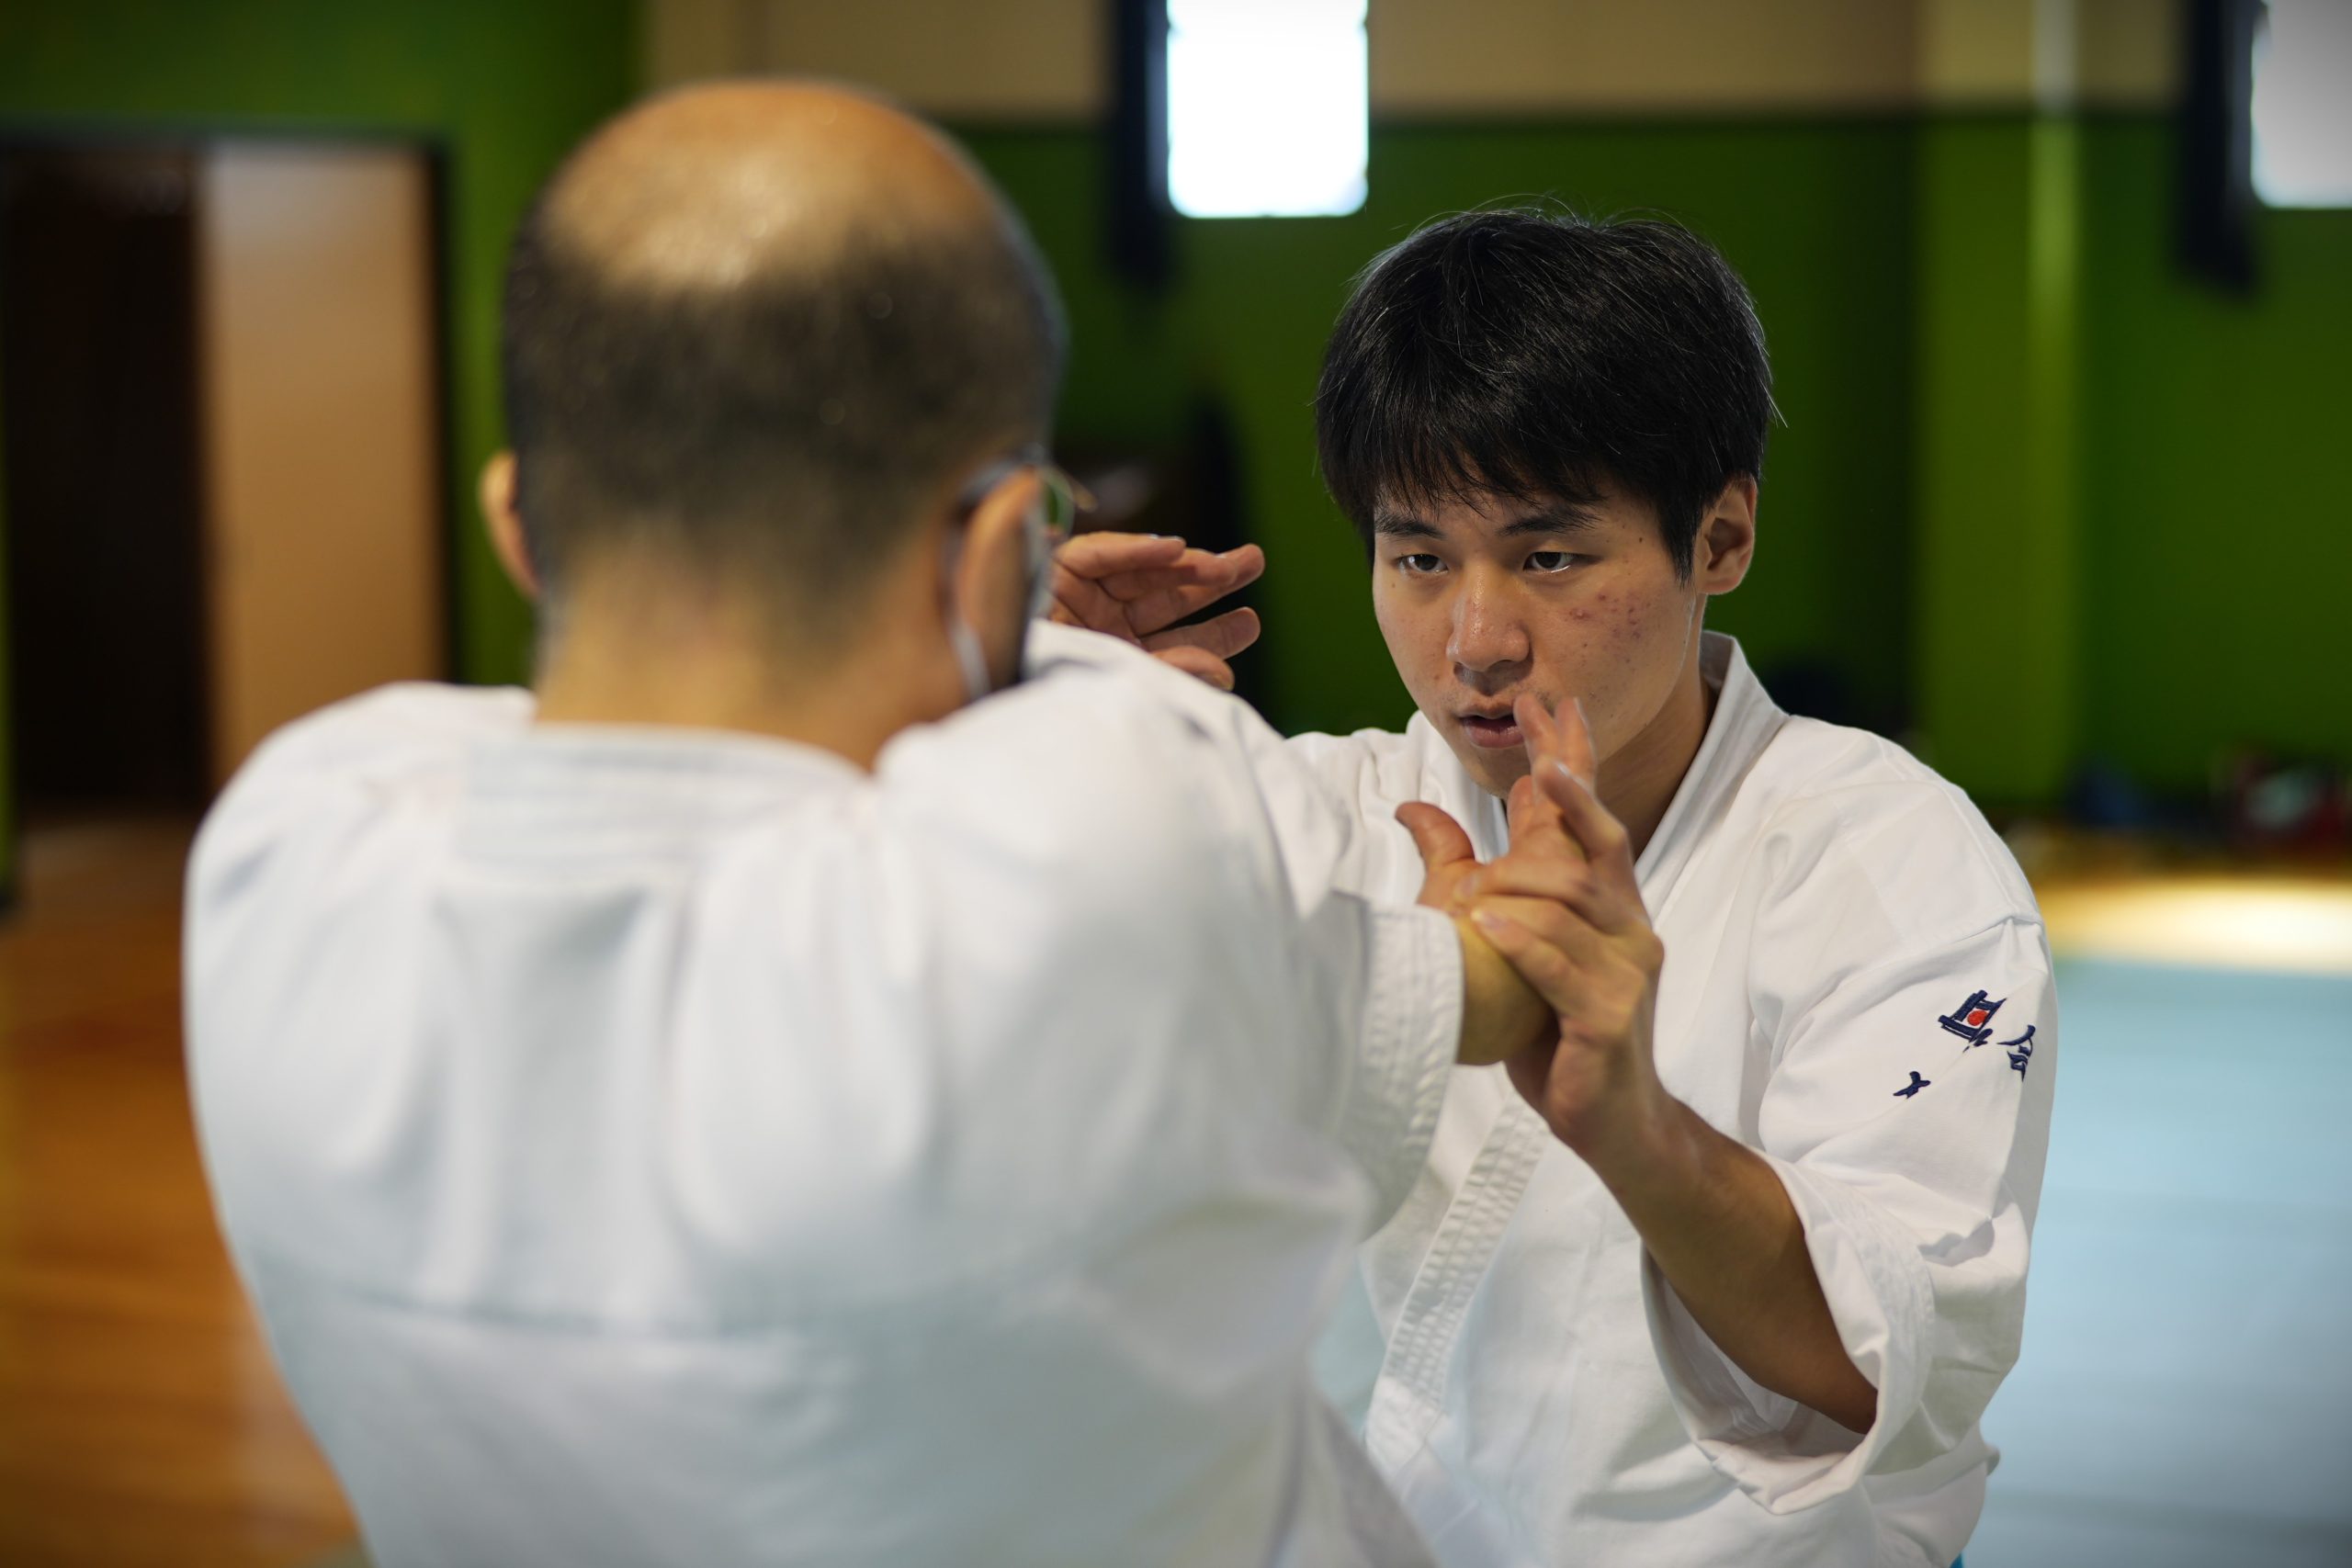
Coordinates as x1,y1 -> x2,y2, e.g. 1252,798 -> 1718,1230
1394,554 -> 1445,576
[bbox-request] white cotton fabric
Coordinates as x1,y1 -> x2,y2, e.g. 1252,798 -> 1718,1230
185,623 -> 1461,1568
1297,633 -> 2057,1568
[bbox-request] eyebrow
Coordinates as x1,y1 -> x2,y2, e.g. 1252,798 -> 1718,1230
1371,503 -> 1599,542
1499,505 -> 1600,538
1371,513 -> 1443,540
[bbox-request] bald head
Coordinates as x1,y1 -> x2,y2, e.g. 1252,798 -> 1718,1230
544,83 -> 998,293
500,80 -> 1064,632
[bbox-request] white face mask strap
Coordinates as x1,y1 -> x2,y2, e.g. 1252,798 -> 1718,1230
1023,503 -> 1057,624
944,466 -> 1057,705
946,614 -> 993,703
941,528 -> 996,704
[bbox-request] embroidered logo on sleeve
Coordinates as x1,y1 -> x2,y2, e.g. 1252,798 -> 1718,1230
1894,1071 -> 1931,1099
2002,1025 -> 2036,1076
1937,989 -> 2006,1046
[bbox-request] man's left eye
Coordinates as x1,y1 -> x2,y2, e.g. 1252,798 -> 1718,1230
1526,551 -> 1581,574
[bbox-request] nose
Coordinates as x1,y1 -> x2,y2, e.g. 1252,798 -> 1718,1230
1446,570 -> 1531,690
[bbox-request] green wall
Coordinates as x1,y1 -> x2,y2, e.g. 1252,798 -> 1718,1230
1912,117 -> 2083,805
0,1 -> 2342,870
962,120 -> 1921,741
2076,118 -> 2352,794
0,0 -> 637,892
968,114 -> 2352,804
1911,114 -> 2351,807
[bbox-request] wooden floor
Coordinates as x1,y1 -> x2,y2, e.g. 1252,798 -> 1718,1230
0,817 -> 354,1567
0,814 -> 2345,1565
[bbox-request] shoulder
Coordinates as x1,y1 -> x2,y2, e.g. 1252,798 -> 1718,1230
218,682 -> 531,804
1285,712 -> 1482,821
1286,713 -> 1444,791
881,628 -> 1287,926
191,683 -> 529,901
851,642 -> 1350,1237
1736,716 -> 2041,954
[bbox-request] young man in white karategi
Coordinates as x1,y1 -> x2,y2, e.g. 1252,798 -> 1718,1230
181,88 -> 1620,1568
1053,209 -> 2057,1568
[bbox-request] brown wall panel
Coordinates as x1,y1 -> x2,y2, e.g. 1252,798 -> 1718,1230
195,143 -> 441,784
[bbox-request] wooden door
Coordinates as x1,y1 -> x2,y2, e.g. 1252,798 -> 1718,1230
195,141 -> 443,787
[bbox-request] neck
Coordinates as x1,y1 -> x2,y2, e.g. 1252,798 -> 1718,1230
529,570 -> 961,771
1595,622 -> 1717,860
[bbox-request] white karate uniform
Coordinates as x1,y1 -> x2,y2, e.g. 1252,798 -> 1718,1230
184,624 -> 1461,1568
1298,633 -> 2057,1568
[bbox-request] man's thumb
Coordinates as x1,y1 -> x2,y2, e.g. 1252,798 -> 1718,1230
1396,801 -> 1476,872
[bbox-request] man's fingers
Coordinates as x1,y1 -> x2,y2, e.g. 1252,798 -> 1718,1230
1514,693 -> 1558,763
1396,801 -> 1477,875
1113,546 -> 1267,637
1099,543 -> 1265,602
1516,691 -> 1600,792
1472,855 -> 1624,931
1504,775 -> 1539,843
1148,645 -> 1236,691
1467,901 -> 1586,1015
1505,770 -> 1575,857
1050,536 -> 1266,640
1556,696 -> 1600,786
1049,565 -> 1142,639
1534,759 -> 1638,881
1055,531 -> 1189,581
1508,774 -> 1533,821
1474,892 -> 1608,969
1142,606 -> 1260,661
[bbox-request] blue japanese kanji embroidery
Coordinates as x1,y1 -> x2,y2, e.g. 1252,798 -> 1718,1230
2001,1025 -> 2036,1077
1938,989 -> 2005,1047
1894,1071 -> 1931,1099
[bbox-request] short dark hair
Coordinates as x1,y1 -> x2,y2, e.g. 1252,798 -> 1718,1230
1315,209 -> 1775,578
499,191 -> 1066,627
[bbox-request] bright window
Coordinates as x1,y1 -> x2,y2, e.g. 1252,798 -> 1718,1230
2253,0 -> 2352,208
1166,0 -> 1368,219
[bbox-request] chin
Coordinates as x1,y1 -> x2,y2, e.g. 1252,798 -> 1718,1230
1455,739 -> 1531,801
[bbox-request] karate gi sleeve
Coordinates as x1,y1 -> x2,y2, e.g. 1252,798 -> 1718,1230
1218,723 -> 1460,1229
1641,790 -> 2059,1513
969,626 -> 1462,1226
1285,885 -> 1461,1230
1280,726 -> 1453,904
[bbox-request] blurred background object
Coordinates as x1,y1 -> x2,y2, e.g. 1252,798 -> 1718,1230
0,2 -> 2345,1564
2,138 -> 445,818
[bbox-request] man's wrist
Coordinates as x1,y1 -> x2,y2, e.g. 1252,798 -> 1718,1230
1573,1086 -> 1702,1212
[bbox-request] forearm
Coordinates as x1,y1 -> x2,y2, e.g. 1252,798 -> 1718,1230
1594,1097 -> 1878,1433
1452,917 -> 1555,1067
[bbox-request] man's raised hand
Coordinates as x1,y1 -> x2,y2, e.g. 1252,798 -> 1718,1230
1049,531 -> 1265,691
1465,696 -> 1675,1168
1394,694 -> 1591,1071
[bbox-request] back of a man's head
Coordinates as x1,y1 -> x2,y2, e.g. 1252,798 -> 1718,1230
1317,208 -> 1774,580
500,81 -> 1066,637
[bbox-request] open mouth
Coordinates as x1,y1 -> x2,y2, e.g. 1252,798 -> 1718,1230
1459,713 -> 1523,750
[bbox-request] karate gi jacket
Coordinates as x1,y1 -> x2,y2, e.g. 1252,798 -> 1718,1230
1299,632 -> 2058,1568
185,625 -> 1463,1568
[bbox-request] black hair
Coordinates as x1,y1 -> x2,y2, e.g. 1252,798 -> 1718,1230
1315,208 -> 1775,578
499,185 -> 1065,630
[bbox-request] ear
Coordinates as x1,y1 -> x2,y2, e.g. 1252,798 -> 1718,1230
1694,475 -> 1757,597
945,468 -> 1042,690
480,451 -> 540,602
